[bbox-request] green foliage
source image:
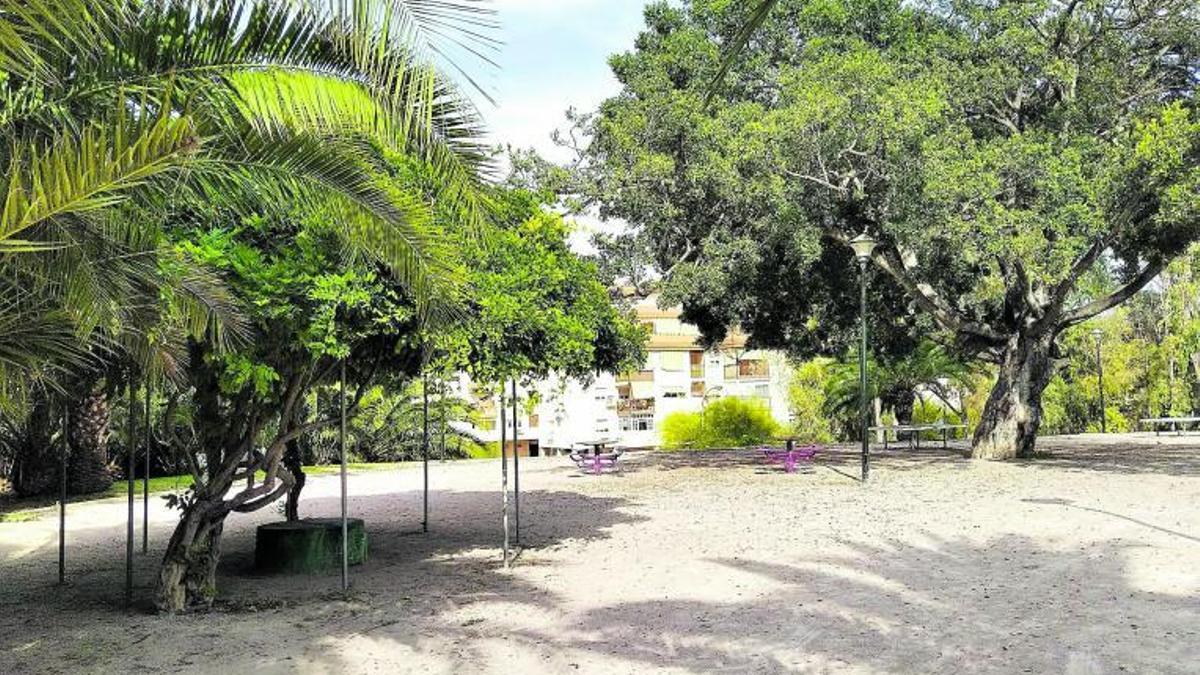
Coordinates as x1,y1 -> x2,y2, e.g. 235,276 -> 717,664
442,190 -> 648,385
467,442 -> 504,460
661,397 -> 780,450
582,0 -> 1200,454
1036,243 -> 1200,434
787,358 -> 835,443
0,0 -> 492,399
821,340 -> 980,434
911,398 -> 962,440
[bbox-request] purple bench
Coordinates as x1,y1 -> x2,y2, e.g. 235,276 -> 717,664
761,445 -> 819,473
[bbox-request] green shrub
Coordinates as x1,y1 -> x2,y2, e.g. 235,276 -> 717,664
660,397 -> 780,450
911,397 -> 967,439
466,442 -> 502,459
788,359 -> 836,443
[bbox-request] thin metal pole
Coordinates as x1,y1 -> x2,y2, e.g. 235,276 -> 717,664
500,387 -> 509,568
422,372 -> 429,533
125,377 -> 136,608
859,259 -> 870,483
340,359 -> 349,591
1096,337 -> 1106,433
511,378 -> 519,545
59,405 -> 68,585
142,380 -> 151,554
438,379 -> 447,461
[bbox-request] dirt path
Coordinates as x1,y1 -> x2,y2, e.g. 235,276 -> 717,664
1,434 -> 1198,674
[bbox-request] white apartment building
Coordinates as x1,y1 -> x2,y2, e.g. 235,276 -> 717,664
455,294 -> 793,454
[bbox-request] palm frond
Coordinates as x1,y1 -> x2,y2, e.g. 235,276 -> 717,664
0,110 -> 197,245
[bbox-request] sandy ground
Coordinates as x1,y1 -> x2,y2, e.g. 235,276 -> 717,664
1,433 -> 1198,674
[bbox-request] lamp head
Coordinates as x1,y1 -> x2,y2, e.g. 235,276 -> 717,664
1091,328 -> 1103,341
848,232 -> 878,263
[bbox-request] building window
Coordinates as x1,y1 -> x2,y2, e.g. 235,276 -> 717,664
724,358 -> 770,380
660,351 -> 687,372
619,369 -> 654,383
691,381 -> 706,397
690,350 -> 704,378
620,414 -> 654,432
529,414 -> 539,427
618,397 -> 655,414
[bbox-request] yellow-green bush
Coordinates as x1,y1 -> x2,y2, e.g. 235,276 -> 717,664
660,397 -> 780,450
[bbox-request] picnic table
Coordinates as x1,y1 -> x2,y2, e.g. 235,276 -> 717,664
570,439 -> 623,475
1140,416 -> 1200,435
576,438 -> 619,455
568,449 -> 624,474
870,422 -> 968,450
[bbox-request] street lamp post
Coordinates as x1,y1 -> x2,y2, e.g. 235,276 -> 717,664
1092,328 -> 1105,433
848,232 -> 878,483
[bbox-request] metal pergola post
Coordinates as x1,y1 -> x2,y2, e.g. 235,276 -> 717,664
511,378 -> 520,545
500,387 -> 509,568
422,371 -> 429,533
58,405 -> 68,585
142,379 -> 152,554
339,359 -> 349,592
438,379 -> 447,461
125,377 -> 136,608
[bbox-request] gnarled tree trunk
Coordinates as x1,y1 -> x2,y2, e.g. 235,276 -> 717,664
283,436 -> 306,522
972,331 -> 1056,460
156,496 -> 228,612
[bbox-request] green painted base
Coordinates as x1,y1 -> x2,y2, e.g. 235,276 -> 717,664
255,518 -> 368,574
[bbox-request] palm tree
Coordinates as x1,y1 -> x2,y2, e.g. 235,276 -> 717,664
0,0 -> 496,611
0,0 -> 494,388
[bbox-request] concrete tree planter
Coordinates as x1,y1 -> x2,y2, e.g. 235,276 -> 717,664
255,518 -> 368,574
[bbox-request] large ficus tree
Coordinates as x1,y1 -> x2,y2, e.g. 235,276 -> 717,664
580,0 -> 1199,459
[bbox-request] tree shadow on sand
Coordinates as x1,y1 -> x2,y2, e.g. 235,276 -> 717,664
0,488 -> 646,674
497,534 -> 1197,673
1012,436 -> 1200,477
629,446 -> 973,482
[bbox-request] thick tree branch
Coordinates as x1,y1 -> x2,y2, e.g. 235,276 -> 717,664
1038,237 -> 1108,330
863,240 -> 1006,345
1061,259 -> 1166,326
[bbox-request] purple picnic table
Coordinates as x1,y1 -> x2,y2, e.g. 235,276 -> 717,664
570,439 -> 623,475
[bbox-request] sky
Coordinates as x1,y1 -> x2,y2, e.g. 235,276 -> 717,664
480,0 -> 649,161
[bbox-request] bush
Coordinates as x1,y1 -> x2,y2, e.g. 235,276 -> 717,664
911,397 -> 967,439
660,397 -> 780,450
465,441 -> 502,459
788,359 -> 836,443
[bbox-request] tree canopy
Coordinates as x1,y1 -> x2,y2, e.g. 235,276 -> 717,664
577,0 -> 1200,458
